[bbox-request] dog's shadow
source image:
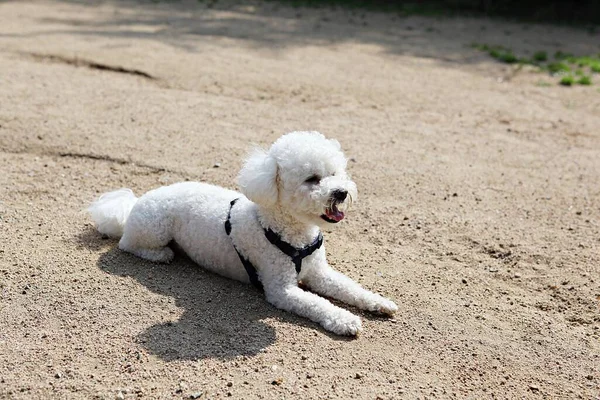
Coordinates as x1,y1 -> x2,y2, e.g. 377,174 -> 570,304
77,227 -> 292,361
77,225 -> 363,360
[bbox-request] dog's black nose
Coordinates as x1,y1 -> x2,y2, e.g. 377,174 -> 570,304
332,189 -> 348,202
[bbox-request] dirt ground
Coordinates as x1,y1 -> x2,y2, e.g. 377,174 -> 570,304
1,1 -> 599,399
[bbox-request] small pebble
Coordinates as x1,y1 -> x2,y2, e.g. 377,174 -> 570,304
116,391 -> 125,400
355,373 -> 363,379
213,163 -> 221,168
271,377 -> 283,386
189,392 -> 203,399
226,382 -> 233,387
54,373 -> 62,379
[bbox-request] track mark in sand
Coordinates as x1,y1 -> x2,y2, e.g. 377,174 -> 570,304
58,151 -> 172,173
59,151 -> 129,164
21,52 -> 158,80
3,147 -> 174,174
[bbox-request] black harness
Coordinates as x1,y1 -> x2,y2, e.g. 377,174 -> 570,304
224,198 -> 323,291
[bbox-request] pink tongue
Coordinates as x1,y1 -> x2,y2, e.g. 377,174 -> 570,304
326,209 -> 345,222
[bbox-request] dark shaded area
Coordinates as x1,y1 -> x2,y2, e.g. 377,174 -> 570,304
3,0 -> 597,68
75,227 -> 356,360
268,0 -> 600,25
75,227 -> 278,360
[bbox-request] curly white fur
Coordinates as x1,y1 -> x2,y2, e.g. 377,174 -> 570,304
87,131 -> 397,336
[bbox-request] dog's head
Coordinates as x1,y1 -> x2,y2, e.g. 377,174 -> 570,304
238,131 -> 357,228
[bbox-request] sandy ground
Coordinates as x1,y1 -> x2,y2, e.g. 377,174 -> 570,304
1,1 -> 599,399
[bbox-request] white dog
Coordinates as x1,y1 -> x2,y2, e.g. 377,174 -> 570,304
88,131 -> 397,335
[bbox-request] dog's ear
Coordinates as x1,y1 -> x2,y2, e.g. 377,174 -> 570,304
237,147 -> 278,207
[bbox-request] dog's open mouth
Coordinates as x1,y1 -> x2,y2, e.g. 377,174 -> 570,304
321,203 -> 345,223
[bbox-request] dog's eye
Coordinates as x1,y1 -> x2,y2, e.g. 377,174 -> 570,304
305,175 -> 321,184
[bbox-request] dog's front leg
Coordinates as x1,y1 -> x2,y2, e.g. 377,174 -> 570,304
302,263 -> 398,316
264,285 -> 362,336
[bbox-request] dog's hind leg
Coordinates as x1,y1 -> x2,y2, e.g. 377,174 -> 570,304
118,208 -> 174,263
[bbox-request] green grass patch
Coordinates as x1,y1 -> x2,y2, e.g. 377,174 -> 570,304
533,51 -> 548,62
472,43 -> 520,64
491,49 -> 518,63
554,51 -> 574,60
577,75 -> 592,85
547,62 -> 571,73
473,43 -> 599,86
560,75 -> 575,86
573,56 -> 597,67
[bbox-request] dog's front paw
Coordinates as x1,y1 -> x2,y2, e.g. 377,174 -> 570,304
323,311 -> 362,336
369,297 -> 398,317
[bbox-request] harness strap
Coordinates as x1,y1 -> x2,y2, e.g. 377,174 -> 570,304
225,198 -> 323,290
226,198 -> 263,291
264,228 -> 323,274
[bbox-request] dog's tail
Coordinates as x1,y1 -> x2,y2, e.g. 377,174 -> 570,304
87,188 -> 138,238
